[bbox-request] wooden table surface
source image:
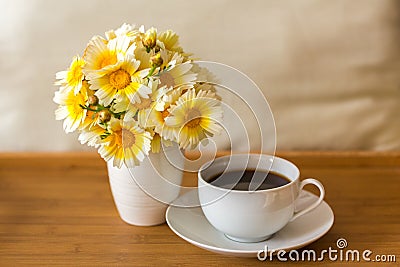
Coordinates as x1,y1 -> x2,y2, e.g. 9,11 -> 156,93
0,151 -> 399,266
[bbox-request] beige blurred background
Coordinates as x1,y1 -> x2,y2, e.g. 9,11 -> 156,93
0,0 -> 399,152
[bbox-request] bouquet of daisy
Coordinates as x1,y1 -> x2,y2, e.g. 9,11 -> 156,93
54,24 -> 222,168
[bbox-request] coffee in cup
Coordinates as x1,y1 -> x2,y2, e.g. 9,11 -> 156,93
198,154 -> 325,243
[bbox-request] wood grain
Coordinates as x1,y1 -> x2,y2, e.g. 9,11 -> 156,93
0,152 -> 399,266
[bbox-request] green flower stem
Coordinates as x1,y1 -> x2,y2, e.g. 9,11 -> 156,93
146,66 -> 156,78
79,104 -> 125,118
81,105 -> 103,112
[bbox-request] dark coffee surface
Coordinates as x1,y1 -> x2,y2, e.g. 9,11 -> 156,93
208,169 -> 290,191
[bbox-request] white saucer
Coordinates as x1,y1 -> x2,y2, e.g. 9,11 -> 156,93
166,189 -> 334,257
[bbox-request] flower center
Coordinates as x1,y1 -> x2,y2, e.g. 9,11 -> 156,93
82,80 -> 90,89
68,66 -> 82,83
159,72 -> 175,87
185,108 -> 202,128
70,92 -> 87,116
134,97 -> 152,110
161,110 -> 170,121
109,69 -> 131,90
121,129 -> 136,148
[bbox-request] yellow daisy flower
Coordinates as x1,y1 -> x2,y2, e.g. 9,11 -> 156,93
150,86 -> 184,142
191,63 -> 219,93
134,41 -> 156,71
135,81 -> 172,127
83,35 -> 134,75
133,27 -> 172,71
165,89 -> 223,149
158,29 -> 193,59
114,80 -> 170,129
149,131 -> 173,153
158,30 -> 183,54
167,52 -> 185,65
156,51 -> 185,74
142,27 -> 157,52
112,97 -> 131,117
53,82 -> 88,133
79,81 -> 100,130
98,119 -> 152,168
55,55 -> 85,95
113,95 -> 154,128
159,61 -> 197,88
88,55 -> 151,106
78,124 -> 105,148
105,23 -> 139,41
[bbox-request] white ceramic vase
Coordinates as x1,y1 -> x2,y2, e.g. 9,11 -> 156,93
107,147 -> 183,226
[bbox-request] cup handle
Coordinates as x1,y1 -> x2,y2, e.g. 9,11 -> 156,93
289,178 -> 325,222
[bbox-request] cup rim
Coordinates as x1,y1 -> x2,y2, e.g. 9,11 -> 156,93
198,153 -> 300,193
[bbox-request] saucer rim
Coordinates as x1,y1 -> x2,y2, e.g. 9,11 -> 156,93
166,189 -> 334,256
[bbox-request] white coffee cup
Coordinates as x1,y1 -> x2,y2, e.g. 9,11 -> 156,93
198,154 -> 325,242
